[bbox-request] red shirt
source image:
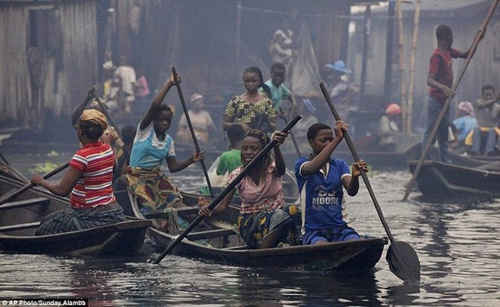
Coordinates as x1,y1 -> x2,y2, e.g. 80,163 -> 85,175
69,142 -> 116,208
428,48 -> 461,104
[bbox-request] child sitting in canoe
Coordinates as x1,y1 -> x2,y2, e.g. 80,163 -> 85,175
198,129 -> 301,248
126,73 -> 204,233
295,122 -> 367,245
31,109 -> 125,235
199,123 -> 246,195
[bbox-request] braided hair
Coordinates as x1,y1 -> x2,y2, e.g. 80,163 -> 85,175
243,66 -> 271,98
154,104 -> 174,120
244,129 -> 273,176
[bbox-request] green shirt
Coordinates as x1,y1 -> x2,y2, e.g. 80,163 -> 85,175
216,149 -> 242,176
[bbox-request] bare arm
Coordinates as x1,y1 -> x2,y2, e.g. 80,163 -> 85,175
198,189 -> 235,217
300,121 -> 347,177
341,160 -> 367,196
166,151 -> 204,173
140,75 -> 177,130
30,167 -> 82,197
272,131 -> 288,176
223,114 -> 236,131
427,72 -> 454,98
475,97 -> 497,109
460,29 -> 486,58
287,95 -> 297,117
71,86 -> 97,127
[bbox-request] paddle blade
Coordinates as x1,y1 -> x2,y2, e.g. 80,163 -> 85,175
386,241 -> 421,282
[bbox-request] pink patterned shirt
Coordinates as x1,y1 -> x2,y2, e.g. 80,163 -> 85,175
227,162 -> 284,214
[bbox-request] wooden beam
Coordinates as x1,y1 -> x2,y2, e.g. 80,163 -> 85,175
0,197 -> 49,211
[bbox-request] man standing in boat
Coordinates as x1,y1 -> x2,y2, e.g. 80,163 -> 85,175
421,25 -> 476,163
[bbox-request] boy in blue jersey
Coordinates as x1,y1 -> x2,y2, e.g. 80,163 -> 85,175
294,122 -> 367,245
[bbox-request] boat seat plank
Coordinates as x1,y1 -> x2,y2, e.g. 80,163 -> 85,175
0,197 -> 50,211
143,207 -> 199,219
0,221 -> 40,232
186,228 -> 236,241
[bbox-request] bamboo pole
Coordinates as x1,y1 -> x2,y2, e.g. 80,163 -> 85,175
407,0 -> 422,135
396,0 -> 408,133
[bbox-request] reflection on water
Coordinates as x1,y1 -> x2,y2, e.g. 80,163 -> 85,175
1,150 -> 500,305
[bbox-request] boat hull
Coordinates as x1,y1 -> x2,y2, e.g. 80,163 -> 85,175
0,175 -> 151,256
408,160 -> 500,200
148,227 -> 386,272
124,191 -> 387,273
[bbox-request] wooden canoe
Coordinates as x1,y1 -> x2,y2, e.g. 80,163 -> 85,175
408,160 -> 500,200
406,143 -> 500,168
126,192 -> 387,273
0,175 -> 151,256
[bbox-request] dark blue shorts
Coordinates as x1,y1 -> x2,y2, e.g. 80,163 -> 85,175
303,226 -> 360,245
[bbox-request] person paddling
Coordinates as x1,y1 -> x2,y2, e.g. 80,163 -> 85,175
126,73 -> 204,233
31,109 -> 125,235
295,122 -> 367,245
198,129 -> 301,248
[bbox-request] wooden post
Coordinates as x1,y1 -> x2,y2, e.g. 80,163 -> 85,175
235,0 -> 242,76
359,5 -> 371,109
396,0 -> 408,133
384,0 -> 396,103
407,0 -> 422,135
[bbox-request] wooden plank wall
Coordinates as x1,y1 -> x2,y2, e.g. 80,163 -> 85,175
0,1 -> 97,131
0,6 -> 30,124
57,1 -> 98,117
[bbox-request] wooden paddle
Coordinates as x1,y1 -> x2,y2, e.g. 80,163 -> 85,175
171,66 -> 214,198
279,107 -> 301,158
402,0 -> 498,202
91,93 -> 123,141
320,82 -> 420,282
0,161 -> 70,207
151,115 -> 301,264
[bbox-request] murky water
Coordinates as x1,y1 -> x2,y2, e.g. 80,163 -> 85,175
1,147 -> 500,306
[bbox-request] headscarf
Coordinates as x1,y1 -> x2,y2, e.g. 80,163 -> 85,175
80,109 -> 108,130
386,103 -> 401,115
458,101 -> 474,117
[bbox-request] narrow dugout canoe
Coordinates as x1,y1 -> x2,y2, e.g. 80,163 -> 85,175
0,175 -> 151,256
408,160 -> 500,201
127,192 -> 387,273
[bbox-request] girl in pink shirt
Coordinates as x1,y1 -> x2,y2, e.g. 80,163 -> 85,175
199,129 -> 301,248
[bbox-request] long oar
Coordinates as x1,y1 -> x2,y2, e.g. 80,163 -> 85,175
0,161 -> 70,206
152,115 -> 301,264
279,107 -> 301,158
171,66 -> 214,198
403,0 -> 498,202
91,93 -> 123,141
320,83 -> 420,282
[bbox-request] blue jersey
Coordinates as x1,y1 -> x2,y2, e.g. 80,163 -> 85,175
295,157 -> 351,231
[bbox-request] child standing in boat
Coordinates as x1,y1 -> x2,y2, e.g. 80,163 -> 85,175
31,109 -> 125,235
198,129 -> 301,248
261,63 -> 297,117
295,122 -> 367,245
126,74 -> 204,232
